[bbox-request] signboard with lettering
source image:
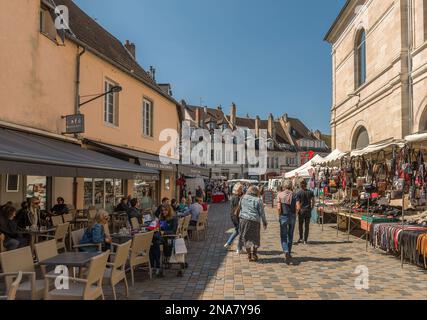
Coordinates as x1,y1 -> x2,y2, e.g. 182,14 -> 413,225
65,114 -> 85,134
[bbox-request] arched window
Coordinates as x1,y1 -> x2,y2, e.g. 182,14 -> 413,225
355,29 -> 367,88
352,126 -> 369,150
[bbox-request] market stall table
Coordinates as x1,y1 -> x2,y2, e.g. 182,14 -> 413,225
212,193 -> 225,203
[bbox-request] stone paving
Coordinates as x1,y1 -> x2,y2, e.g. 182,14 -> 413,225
103,202 -> 427,300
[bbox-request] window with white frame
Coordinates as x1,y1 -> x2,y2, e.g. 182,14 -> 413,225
104,80 -> 119,126
142,98 -> 153,137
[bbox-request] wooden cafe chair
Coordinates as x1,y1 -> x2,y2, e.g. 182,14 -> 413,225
44,251 -> 110,300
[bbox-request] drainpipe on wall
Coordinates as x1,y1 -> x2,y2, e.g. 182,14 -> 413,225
73,46 -> 86,209
75,46 -> 86,116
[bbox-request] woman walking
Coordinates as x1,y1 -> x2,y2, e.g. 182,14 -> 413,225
224,183 -> 244,253
277,180 -> 298,264
239,186 -> 268,262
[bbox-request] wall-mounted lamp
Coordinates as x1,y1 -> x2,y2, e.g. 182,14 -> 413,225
79,86 -> 122,108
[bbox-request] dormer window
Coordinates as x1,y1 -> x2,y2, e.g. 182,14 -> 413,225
209,122 -> 216,130
40,5 -> 57,41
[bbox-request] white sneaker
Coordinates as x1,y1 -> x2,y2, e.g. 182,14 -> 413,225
224,243 -> 231,249
236,249 -> 240,254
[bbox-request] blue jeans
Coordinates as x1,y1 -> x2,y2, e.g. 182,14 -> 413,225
279,214 -> 296,254
226,218 -> 241,250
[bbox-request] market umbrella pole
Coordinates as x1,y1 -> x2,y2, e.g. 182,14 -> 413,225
336,187 -> 340,237
401,182 -> 405,269
348,185 -> 353,242
365,195 -> 370,252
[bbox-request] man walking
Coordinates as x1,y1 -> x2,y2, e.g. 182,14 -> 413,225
277,180 -> 297,264
296,180 -> 315,245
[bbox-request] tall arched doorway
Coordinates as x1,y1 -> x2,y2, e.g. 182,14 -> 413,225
418,105 -> 427,132
352,126 -> 369,150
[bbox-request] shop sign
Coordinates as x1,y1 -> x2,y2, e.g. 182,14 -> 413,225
64,114 -> 85,134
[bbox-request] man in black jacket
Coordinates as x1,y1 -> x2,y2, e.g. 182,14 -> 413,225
0,206 -> 27,250
127,198 -> 143,224
296,180 -> 315,245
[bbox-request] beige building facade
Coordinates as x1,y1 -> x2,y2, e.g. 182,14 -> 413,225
326,0 -> 427,152
0,0 -> 181,211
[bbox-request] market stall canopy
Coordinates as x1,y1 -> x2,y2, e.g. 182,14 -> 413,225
285,155 -> 324,179
0,128 -> 159,180
350,139 -> 406,157
314,149 -> 346,165
405,132 -> 427,145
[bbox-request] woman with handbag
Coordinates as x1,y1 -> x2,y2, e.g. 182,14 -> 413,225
224,183 -> 244,253
239,186 -> 268,262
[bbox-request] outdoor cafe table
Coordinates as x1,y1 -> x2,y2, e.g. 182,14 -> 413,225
38,252 -> 101,268
18,227 -> 56,251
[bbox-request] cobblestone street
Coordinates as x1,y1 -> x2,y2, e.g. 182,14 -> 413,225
108,203 -> 427,300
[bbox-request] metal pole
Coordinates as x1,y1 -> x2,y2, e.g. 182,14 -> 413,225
401,177 -> 406,268
348,185 -> 352,241
366,195 -> 370,252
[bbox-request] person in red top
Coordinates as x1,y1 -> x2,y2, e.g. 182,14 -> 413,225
201,202 -> 208,211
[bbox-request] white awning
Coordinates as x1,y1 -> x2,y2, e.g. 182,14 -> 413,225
285,155 -> 324,179
350,139 -> 406,157
314,149 -> 347,165
405,132 -> 427,144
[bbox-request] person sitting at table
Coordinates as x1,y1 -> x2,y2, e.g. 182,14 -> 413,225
80,210 -> 112,252
16,201 -> 31,229
171,199 -> 179,213
51,197 -> 69,215
0,206 -> 27,251
187,197 -> 204,227
160,206 -> 178,267
127,198 -> 143,224
177,197 -> 189,213
114,197 -> 128,213
155,198 -> 169,218
0,201 -> 13,215
27,197 -> 41,229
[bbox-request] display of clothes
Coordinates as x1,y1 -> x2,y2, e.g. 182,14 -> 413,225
370,222 -> 427,268
416,234 -> 427,268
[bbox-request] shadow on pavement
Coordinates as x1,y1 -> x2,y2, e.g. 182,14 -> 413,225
300,240 -> 354,245
257,256 -> 352,266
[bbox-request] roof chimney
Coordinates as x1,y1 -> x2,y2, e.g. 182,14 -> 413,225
149,66 -> 156,82
268,113 -> 276,139
255,116 -> 261,138
124,40 -> 136,59
195,108 -> 202,128
230,103 -> 237,127
283,113 -> 288,122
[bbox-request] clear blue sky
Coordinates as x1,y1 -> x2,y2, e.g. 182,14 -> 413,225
74,0 -> 345,133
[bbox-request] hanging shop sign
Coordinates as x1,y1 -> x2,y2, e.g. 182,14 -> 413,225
64,114 -> 85,134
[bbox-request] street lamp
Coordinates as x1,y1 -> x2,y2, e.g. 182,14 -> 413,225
78,85 -> 122,108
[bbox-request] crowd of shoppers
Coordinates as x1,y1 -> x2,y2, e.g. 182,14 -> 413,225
224,179 -> 315,265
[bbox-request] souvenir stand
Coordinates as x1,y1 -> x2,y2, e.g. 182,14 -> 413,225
320,137 -> 427,269
349,139 -> 406,249
312,151 -> 347,232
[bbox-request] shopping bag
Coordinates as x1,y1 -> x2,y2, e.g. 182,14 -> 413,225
174,238 -> 188,255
